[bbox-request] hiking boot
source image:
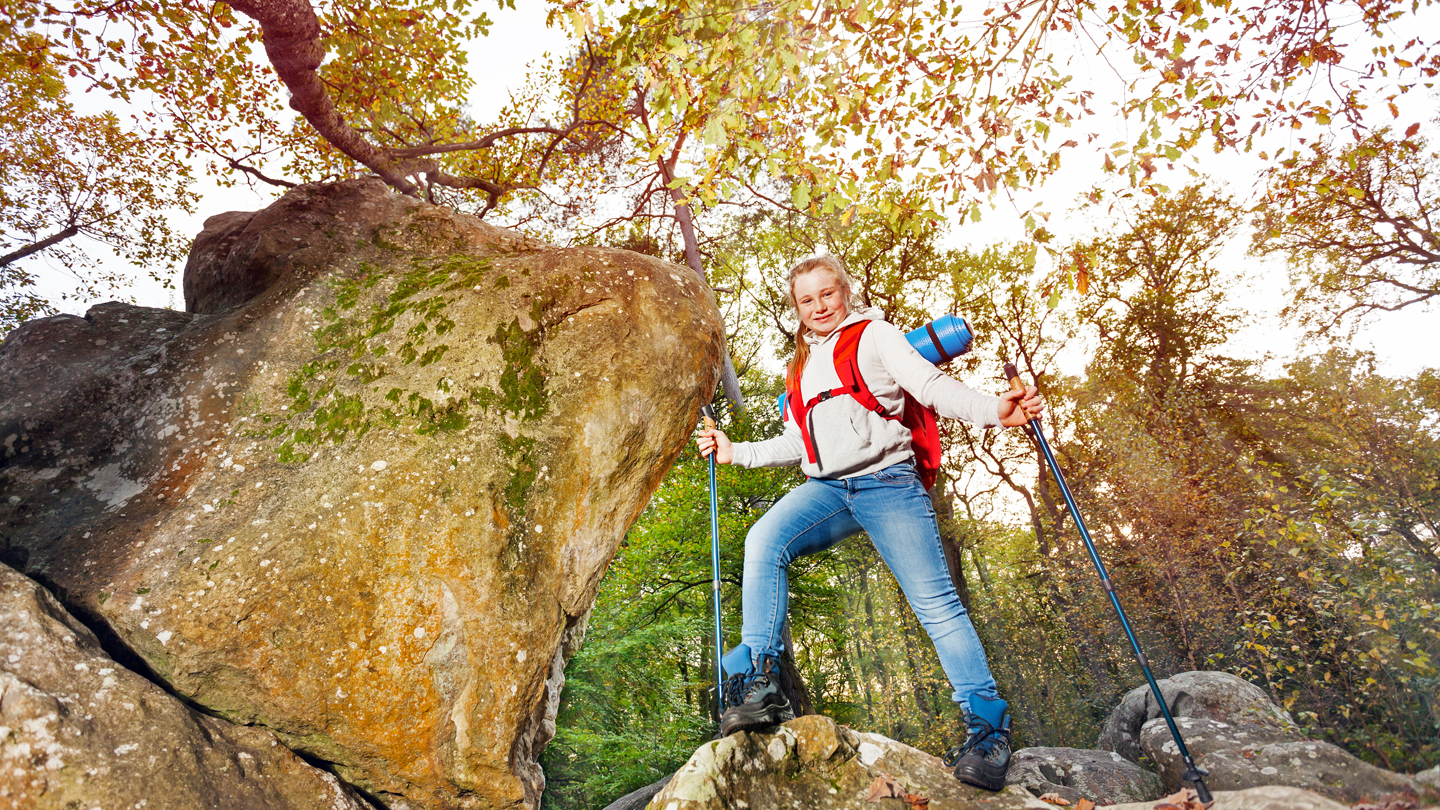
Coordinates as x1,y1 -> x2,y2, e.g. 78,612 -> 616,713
718,655 -> 796,736
944,695 -> 1012,791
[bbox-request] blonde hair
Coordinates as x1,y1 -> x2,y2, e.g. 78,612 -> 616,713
786,254 -> 856,379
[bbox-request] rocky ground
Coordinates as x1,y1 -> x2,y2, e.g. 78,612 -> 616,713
633,672 -> 1438,810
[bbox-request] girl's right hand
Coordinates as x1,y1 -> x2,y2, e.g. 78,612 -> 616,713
695,428 -> 734,464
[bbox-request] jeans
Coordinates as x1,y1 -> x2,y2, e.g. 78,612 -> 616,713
738,460 -> 1000,712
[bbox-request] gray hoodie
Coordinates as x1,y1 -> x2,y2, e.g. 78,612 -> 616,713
732,308 -> 1003,479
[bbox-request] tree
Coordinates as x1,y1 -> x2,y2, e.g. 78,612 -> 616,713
1218,353 -> 1440,769
1085,187 -> 1244,392
1255,129 -> 1439,329
0,29 -> 196,332
595,0 -> 1438,237
11,0 -> 1435,325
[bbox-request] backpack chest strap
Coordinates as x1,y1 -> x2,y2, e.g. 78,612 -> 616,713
786,321 -> 900,465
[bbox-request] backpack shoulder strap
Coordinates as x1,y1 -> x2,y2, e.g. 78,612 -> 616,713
839,320 -> 945,490
784,366 -> 815,462
794,319 -> 945,489
789,321 -> 876,464
831,321 -> 889,418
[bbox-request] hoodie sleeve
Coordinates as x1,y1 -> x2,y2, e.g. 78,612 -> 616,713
730,416 -> 806,469
866,321 -> 1003,428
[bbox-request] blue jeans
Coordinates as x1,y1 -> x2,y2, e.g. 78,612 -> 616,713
737,461 -> 1000,712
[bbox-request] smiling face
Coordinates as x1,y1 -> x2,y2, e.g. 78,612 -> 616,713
792,268 -> 851,337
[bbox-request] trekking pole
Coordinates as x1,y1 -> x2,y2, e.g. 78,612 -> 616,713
701,404 -> 725,713
1004,363 -> 1213,803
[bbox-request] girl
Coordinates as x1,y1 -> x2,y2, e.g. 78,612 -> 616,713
695,254 -> 1043,791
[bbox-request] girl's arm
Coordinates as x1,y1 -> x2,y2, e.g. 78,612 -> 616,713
867,321 -> 1005,427
695,419 -> 805,468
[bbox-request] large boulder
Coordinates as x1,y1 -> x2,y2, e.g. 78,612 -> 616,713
0,178 -> 726,809
0,561 -> 373,809
648,714 -> 1051,810
1140,717 -> 1422,802
1097,671 -> 1298,764
1417,765 -> 1440,788
1005,746 -> 1164,804
1137,716 -> 1307,769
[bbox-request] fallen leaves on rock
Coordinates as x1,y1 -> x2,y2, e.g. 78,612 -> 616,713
1352,791 -> 1419,810
1076,799 -> 1097,810
1154,788 -> 1213,810
1039,794 -> 1071,806
865,772 -> 930,809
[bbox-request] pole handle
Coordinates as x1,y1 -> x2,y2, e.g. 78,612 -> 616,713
1004,362 -> 1026,394
701,404 -> 717,431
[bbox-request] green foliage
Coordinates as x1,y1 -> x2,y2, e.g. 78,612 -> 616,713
541,611 -> 716,809
582,0 -> 1437,241
541,372 -> 802,809
1218,353 -> 1440,769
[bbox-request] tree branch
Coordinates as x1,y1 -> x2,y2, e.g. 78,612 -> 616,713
391,126 -> 574,158
0,224 -> 81,268
226,0 -> 426,194
227,157 -> 298,188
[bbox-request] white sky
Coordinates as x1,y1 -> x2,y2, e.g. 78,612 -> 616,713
23,2 -> 1437,378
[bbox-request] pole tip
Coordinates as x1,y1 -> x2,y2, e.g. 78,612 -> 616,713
1181,767 -> 1213,804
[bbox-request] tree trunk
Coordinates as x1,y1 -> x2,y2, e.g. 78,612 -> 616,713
860,561 -> 898,732
679,654 -> 692,708
851,563 -> 877,719
657,154 -> 745,413
931,481 -> 973,612
779,621 -> 815,715
898,614 -> 936,727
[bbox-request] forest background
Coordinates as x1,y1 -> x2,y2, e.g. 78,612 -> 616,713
1,0 -> 1437,808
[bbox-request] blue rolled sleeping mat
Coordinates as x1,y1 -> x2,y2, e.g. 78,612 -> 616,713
778,314 -> 975,416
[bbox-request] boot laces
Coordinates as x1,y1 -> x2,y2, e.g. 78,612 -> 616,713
722,672 -> 753,708
722,667 -> 774,709
942,717 -> 1009,767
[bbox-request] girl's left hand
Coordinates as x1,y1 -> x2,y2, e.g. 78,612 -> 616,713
999,385 -> 1044,427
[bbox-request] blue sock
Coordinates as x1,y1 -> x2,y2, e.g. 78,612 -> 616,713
967,694 -> 1008,729
721,644 -> 754,678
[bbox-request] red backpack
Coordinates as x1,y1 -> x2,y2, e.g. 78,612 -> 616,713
785,321 -> 944,490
